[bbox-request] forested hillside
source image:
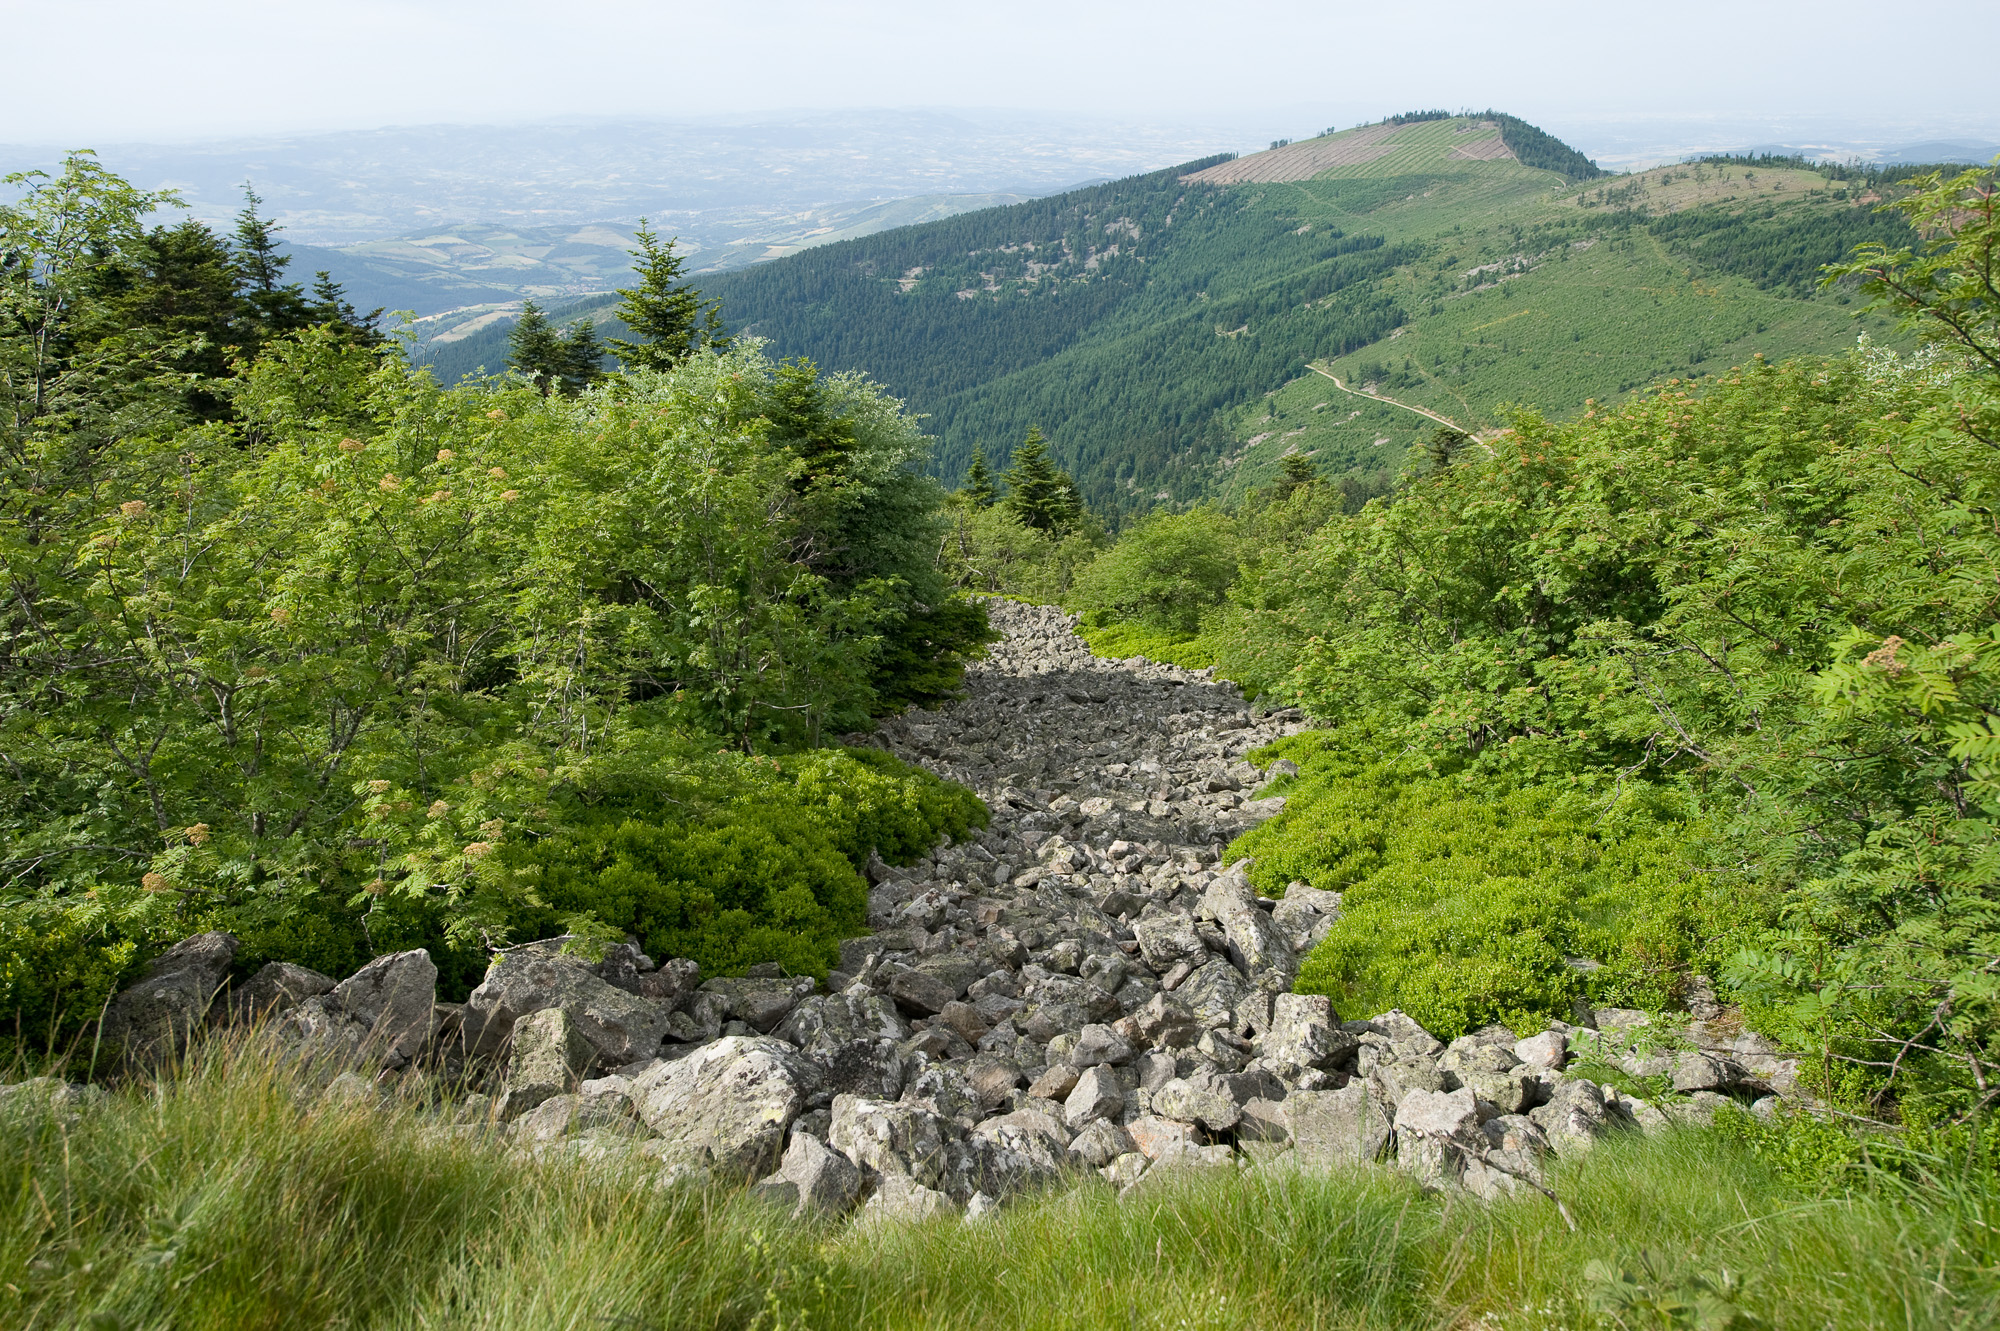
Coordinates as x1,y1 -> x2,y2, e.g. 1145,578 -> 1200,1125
689,116 -> 1920,514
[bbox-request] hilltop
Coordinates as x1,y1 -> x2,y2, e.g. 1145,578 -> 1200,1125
425,115 -> 1920,514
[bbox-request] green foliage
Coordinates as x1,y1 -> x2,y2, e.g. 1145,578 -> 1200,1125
605,218 -> 727,371
1827,162 -> 1999,375
1071,507 -> 1237,635
1074,620 -> 1219,671
0,159 -> 992,1045
1483,110 -> 1606,180
1235,731 -> 1724,1038
937,496 -> 1107,601
999,427 -> 1082,532
505,299 -> 604,396
1648,197 -> 1914,296
504,746 -> 984,980
961,445 -> 996,507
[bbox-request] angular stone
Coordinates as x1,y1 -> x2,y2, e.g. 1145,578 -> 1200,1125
759,1131 -> 862,1217
829,1094 -> 951,1188
1126,1114 -> 1201,1160
1152,1065 -> 1242,1132
1068,1118 -> 1137,1168
1396,1085 -> 1481,1140
1071,1022 -> 1135,1067
1176,960 -> 1252,1030
1369,1056 -> 1446,1107
1064,1064 -> 1124,1129
887,967 -> 956,1016
937,1000 -> 989,1045
1288,1083 -> 1393,1167
1528,1078 -> 1613,1157
772,988 -> 909,1100
100,931 -> 240,1064
964,1057 -> 1023,1111
463,950 -> 671,1068
1513,1029 -> 1567,1071
1236,1097 -> 1290,1144
221,961 -> 333,1026
1026,1063 -> 1080,1101
860,1171 -> 960,1223
699,975 -> 815,1033
1133,912 -> 1205,972
1132,992 -> 1202,1050
1261,993 -> 1355,1073
1365,1010 -> 1445,1056
500,1005 -> 593,1118
1672,1051 -> 1740,1093
632,1036 -> 816,1178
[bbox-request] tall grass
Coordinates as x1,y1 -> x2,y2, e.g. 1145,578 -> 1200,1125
5,1043 -> 1996,1329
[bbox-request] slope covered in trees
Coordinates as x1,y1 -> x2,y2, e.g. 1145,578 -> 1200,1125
680,117 -> 1919,515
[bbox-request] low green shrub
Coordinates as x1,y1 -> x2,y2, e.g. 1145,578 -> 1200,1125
1074,619 -> 1220,670
1232,729 -> 1749,1038
506,746 -> 987,981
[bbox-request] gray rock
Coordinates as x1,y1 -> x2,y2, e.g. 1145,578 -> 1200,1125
772,987 -> 910,1100
1133,912 -> 1206,972
1131,993 -> 1202,1050
700,975 -> 815,1033
1070,1022 -> 1135,1067
860,1171 -> 960,1223
756,1131 -> 863,1217
286,948 -> 439,1071
1262,993 -> 1354,1073
887,967 -> 957,1016
1288,1083 -> 1394,1167
830,1094 -> 952,1188
632,1036 -> 817,1178
1672,1051 -> 1744,1093
463,950 -> 672,1068
500,1006 -> 593,1119
1126,1114 -> 1201,1160
1176,959 -> 1253,1030
1513,1029 -> 1567,1070
222,961 -> 334,1025
1152,1065 -> 1242,1132
1064,1064 -> 1124,1128
100,931 -> 240,1064
1066,1117 -> 1136,1167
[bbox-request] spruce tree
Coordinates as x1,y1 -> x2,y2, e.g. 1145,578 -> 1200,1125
308,270 -> 385,346
1424,424 -> 1469,472
1001,427 -> 1081,532
607,219 -> 728,371
230,184 -> 309,348
963,446 -> 997,507
558,318 -> 606,395
1274,451 -> 1318,497
508,300 -> 564,394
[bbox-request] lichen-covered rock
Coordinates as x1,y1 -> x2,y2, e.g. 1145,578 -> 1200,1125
772,987 -> 909,1099
220,961 -> 333,1026
829,1094 -> 952,1188
632,1036 -> 817,1178
99,931 -> 239,1065
1287,1083 -> 1393,1167
463,948 -> 673,1068
500,1005 -> 593,1119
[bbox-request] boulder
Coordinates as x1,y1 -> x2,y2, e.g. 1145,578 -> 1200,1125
1393,1086 -> 1483,1189
772,988 -> 910,1100
221,961 -> 333,1025
754,1131 -> 863,1217
1131,993 -> 1202,1050
632,1036 -> 817,1177
1064,1064 -> 1124,1129
859,1171 -> 959,1223
1070,1023 -> 1135,1067
1261,993 -> 1354,1073
462,949 -> 673,1068
99,931 -> 239,1064
1176,960 -> 1253,1030
1288,1083 -> 1394,1167
699,975 -> 815,1033
1126,1114 -> 1202,1160
499,1006 -> 593,1119
1132,911 -> 1206,972
1068,1118 -> 1137,1168
1152,1065 -> 1243,1133
829,1094 -> 952,1188
284,949 -> 438,1072
886,967 -> 957,1016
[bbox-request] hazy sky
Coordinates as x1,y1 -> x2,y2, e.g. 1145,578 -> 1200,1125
6,0 -> 1995,147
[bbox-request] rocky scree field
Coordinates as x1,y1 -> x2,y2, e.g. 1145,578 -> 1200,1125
19,601 -> 1818,1230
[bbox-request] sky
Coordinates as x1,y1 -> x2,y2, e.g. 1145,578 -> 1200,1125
6,0 -> 1997,147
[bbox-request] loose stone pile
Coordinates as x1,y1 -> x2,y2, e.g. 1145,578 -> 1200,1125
28,601 -> 1804,1221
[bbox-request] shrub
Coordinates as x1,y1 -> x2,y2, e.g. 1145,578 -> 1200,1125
1070,508 -> 1237,635
1233,730 -> 1739,1038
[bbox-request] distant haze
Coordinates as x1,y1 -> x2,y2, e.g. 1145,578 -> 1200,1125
7,1 -> 1997,146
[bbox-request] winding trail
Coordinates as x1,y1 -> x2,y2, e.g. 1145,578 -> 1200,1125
1308,362 -> 1470,434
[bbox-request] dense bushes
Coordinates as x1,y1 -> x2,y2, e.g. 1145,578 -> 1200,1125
1234,730 -> 1726,1038
1058,166 -> 2000,1124
0,158 -> 994,1055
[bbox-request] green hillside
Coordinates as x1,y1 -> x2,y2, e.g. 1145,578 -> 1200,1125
692,116 -> 1912,513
